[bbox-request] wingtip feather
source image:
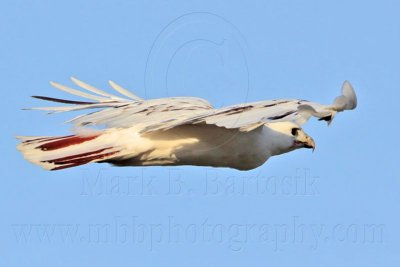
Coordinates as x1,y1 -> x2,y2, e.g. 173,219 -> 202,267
108,80 -> 143,101
332,80 -> 357,111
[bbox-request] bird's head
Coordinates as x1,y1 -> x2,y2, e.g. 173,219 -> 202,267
264,121 -> 315,155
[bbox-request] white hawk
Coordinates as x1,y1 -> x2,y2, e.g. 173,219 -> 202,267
17,78 -> 357,171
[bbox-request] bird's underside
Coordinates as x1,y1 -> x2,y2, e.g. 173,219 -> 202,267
17,78 -> 357,171
107,124 -> 270,171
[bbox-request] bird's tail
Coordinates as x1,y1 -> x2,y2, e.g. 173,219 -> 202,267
16,132 -> 122,170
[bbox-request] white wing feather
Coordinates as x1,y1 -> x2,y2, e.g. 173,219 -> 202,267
49,81 -> 110,102
108,80 -> 143,101
70,77 -> 126,101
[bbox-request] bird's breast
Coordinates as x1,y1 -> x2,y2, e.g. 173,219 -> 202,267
165,125 -> 271,170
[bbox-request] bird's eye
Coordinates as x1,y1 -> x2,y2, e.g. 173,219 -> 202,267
291,128 -> 300,136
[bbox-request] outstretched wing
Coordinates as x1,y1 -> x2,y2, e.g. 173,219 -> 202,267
194,80 -> 357,131
28,78 -> 357,133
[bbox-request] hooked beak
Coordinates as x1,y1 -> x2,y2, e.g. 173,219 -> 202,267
294,134 -> 315,152
303,137 -> 315,152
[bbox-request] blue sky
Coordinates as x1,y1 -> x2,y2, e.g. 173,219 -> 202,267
1,0 -> 399,266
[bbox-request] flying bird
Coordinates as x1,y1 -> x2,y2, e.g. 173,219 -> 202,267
17,78 -> 357,171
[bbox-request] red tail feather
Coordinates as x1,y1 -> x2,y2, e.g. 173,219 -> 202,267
47,148 -> 119,170
36,134 -> 100,151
